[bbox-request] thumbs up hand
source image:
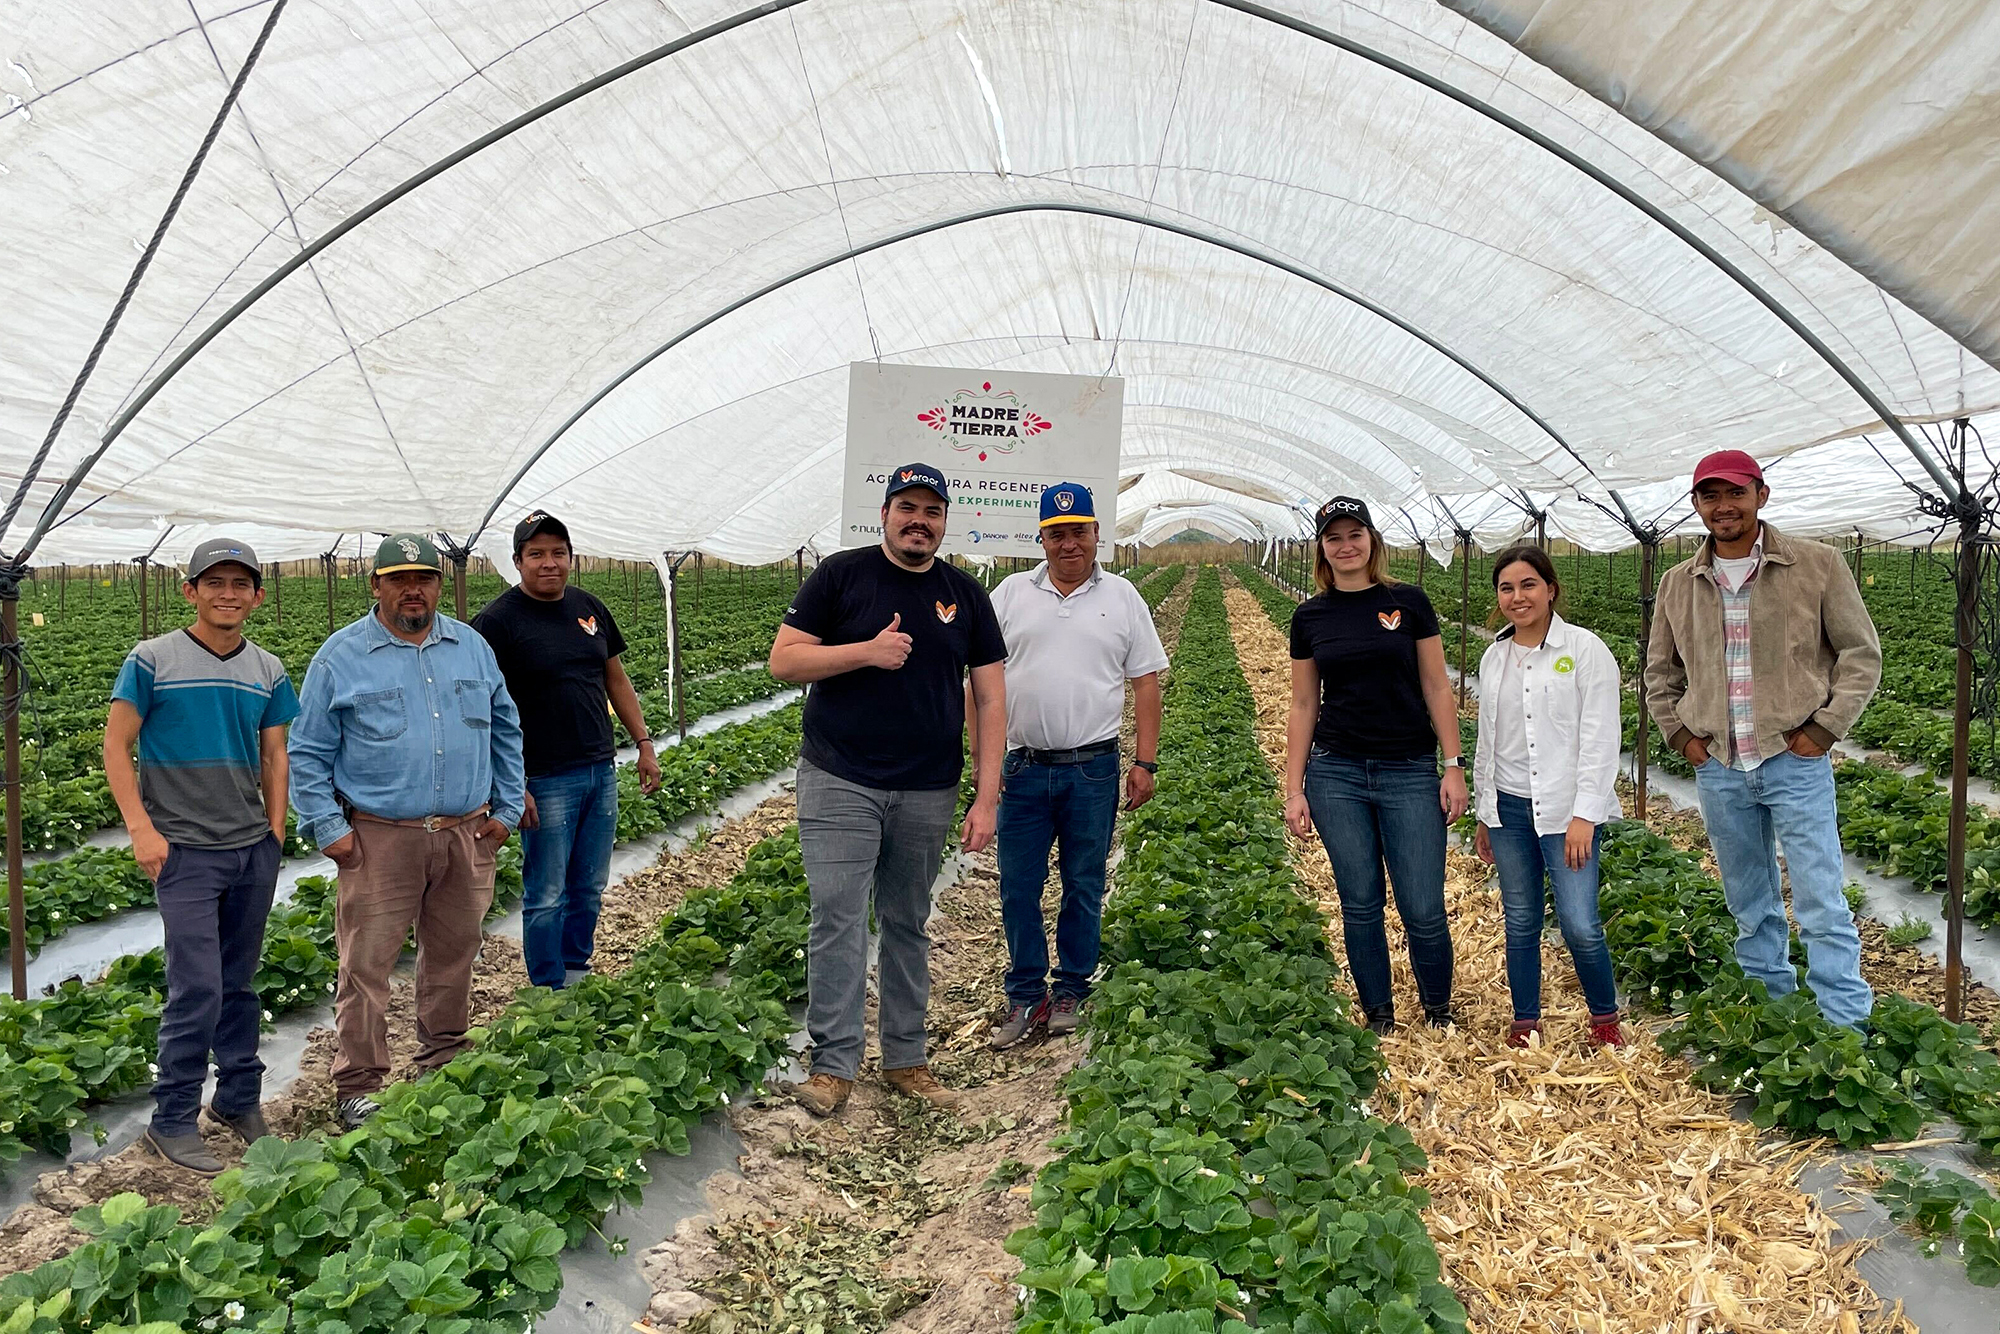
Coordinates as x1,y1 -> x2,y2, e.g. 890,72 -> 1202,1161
869,612 -> 914,670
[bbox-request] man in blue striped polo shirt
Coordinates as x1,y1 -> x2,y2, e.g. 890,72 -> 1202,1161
105,538 -> 299,1174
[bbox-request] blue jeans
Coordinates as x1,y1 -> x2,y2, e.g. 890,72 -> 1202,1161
1303,750 -> 1453,1018
153,835 -> 281,1135
1487,791 -> 1619,1021
996,748 -> 1121,1006
520,762 -> 618,989
1692,750 -> 1872,1027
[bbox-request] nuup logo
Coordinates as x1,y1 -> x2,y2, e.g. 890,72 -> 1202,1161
935,601 -> 958,624
1377,610 -> 1402,631
1554,655 -> 1576,674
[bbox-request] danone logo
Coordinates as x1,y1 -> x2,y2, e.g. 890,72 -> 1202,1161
916,381 -> 1053,462
578,615 -> 599,637
935,601 -> 958,624
1554,655 -> 1575,674
1378,610 -> 1402,631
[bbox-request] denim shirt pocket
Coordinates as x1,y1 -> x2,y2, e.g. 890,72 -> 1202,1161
455,679 -> 492,729
350,687 -> 408,742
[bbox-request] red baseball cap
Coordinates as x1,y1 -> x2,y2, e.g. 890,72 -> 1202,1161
1691,449 -> 1764,492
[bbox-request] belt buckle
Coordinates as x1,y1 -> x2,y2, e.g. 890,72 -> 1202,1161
421,815 -> 441,833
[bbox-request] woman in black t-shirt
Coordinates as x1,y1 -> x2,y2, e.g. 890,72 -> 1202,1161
1283,497 -> 1467,1034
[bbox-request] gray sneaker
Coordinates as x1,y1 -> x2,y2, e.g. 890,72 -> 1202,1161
990,996 -> 1051,1050
336,1095 -> 381,1129
142,1127 -> 223,1175
1048,996 -> 1083,1037
205,1104 -> 272,1144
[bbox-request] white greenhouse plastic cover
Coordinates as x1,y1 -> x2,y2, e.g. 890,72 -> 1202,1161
3,0 -> 1997,565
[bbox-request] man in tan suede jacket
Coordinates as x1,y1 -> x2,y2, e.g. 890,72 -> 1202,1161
1644,449 -> 1881,1029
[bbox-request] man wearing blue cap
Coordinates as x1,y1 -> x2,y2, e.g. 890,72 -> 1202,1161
979,483 -> 1165,1048
769,461 -> 1007,1116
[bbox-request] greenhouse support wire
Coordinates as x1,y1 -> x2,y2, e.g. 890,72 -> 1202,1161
0,0 -> 290,557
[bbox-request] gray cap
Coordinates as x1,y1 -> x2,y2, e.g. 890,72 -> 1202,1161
185,537 -> 262,588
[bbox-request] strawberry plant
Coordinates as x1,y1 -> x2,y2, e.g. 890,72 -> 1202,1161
0,704 -> 798,1179
1009,570 -> 1465,1334
0,801 -> 809,1330
1603,821 -> 2000,1157
1873,1159 -> 1994,1238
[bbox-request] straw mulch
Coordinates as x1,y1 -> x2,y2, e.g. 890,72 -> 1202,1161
1220,585 -> 1913,1334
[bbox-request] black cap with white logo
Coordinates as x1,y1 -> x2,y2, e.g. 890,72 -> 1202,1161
1314,495 -> 1374,536
513,510 -> 572,557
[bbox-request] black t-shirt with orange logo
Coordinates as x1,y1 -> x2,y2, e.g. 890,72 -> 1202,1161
473,586 -> 627,778
1288,583 -> 1443,761
784,546 -> 1006,791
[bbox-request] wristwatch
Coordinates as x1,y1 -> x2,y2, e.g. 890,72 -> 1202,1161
1133,760 -> 1158,774
1440,756 -> 1466,770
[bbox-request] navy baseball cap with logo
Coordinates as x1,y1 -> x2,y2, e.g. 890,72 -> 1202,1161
1039,482 -> 1096,527
1315,495 -> 1374,536
884,462 -> 950,504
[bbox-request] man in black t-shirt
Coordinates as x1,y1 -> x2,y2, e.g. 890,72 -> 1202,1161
472,512 -> 661,989
769,462 -> 1007,1117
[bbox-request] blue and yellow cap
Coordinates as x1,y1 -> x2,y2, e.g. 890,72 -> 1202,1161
1039,482 -> 1096,527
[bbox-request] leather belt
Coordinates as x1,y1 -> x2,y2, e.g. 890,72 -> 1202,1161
352,806 -> 489,833
1011,738 -> 1120,767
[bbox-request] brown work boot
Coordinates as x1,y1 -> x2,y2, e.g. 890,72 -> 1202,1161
784,1073 -> 853,1118
883,1064 -> 962,1112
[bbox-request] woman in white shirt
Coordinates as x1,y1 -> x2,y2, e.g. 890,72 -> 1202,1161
1471,546 -> 1625,1048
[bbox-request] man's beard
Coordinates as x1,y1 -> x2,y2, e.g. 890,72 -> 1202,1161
394,608 -> 435,634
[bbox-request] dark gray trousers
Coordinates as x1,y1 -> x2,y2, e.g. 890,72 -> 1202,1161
796,759 -> 957,1080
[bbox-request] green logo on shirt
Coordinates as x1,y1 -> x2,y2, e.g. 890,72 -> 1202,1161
1554,655 -> 1576,674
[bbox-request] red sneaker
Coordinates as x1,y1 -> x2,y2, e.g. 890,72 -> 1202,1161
1505,1019 -> 1544,1049
1589,1013 -> 1626,1048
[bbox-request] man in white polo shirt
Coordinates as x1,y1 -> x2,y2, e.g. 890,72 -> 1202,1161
980,482 -> 1166,1047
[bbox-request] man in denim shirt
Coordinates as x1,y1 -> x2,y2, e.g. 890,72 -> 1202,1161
289,533 -> 525,1127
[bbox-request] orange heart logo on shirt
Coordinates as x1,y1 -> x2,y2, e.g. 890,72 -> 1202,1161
935,601 -> 958,624
577,615 -> 599,636
1377,610 -> 1402,631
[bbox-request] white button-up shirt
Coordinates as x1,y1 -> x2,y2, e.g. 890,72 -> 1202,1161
989,562 -> 1168,751
1473,612 -> 1622,835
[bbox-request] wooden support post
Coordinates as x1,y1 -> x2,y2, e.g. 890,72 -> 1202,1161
667,557 -> 688,741
138,555 -> 150,639
324,554 -> 337,634
1634,538 -> 1659,821
4,592 -> 24,999
450,551 -> 468,622
1456,533 -> 1471,712
1943,516 -> 1982,1022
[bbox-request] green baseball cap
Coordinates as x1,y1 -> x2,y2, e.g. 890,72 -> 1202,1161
372,533 -> 443,577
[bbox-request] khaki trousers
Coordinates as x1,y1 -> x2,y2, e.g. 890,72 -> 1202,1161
330,817 -> 497,1097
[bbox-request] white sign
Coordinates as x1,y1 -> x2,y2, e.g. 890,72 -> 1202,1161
841,362 -> 1123,559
